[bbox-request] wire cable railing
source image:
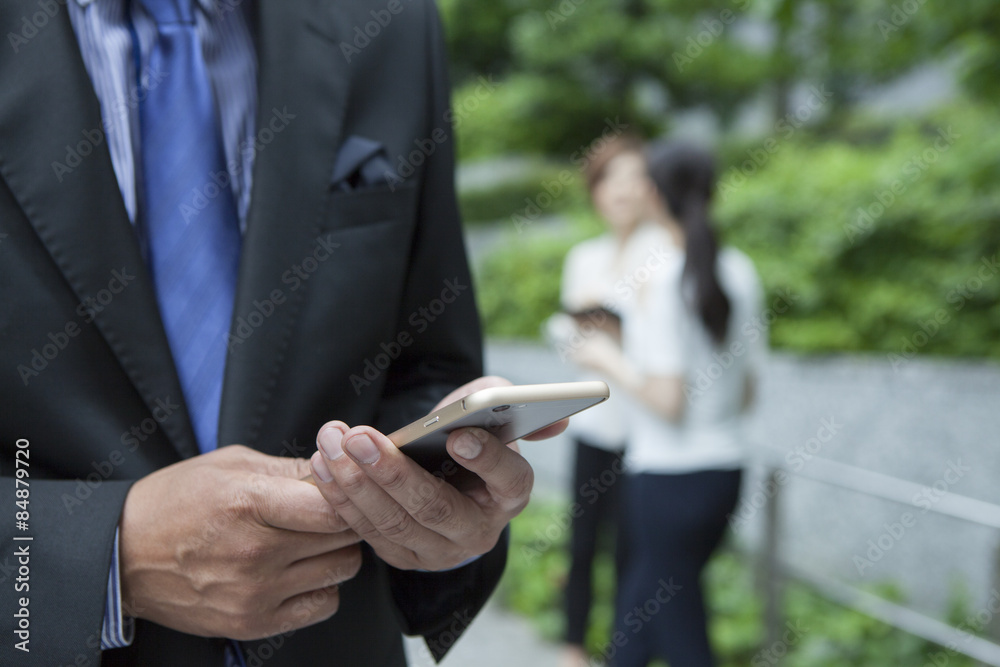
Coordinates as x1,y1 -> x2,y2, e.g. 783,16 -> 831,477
750,448 -> 1000,666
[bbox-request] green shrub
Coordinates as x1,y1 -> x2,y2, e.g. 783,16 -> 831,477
459,167 -> 588,225
473,101 -> 1000,360
473,224 -> 597,339
451,73 -> 647,160
713,102 -> 1000,359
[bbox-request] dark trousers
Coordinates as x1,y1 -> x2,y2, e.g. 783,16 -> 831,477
612,468 -> 742,667
564,440 -> 626,646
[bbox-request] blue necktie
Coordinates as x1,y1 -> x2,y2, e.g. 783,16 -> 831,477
135,0 -> 240,455
133,8 -> 249,664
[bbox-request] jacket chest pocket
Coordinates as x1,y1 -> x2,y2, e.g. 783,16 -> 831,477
320,181 -> 419,232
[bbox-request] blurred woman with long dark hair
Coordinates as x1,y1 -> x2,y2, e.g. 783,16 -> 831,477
549,134 -> 671,667
574,142 -> 765,666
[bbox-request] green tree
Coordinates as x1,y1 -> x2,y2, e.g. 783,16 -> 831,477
438,0 -> 996,158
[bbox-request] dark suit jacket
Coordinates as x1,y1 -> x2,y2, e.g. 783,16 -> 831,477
0,0 -> 505,664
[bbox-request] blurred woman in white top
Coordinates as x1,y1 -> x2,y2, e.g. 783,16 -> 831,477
548,134 -> 673,667
574,141 -> 765,667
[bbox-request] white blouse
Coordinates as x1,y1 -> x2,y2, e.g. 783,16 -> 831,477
555,223 -> 674,451
621,245 -> 766,473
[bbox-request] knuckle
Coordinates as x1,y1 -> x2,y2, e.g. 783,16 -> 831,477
223,445 -> 262,472
498,492 -> 530,516
228,443 -> 253,456
229,476 -> 268,522
407,475 -> 444,507
338,464 -> 369,494
184,566 -> 216,596
375,509 -> 412,539
350,516 -> 383,543
231,533 -> 273,568
318,480 -> 350,506
245,472 -> 271,495
413,496 -> 454,528
226,491 -> 254,522
377,461 -> 409,492
219,443 -> 252,462
478,444 -> 509,479
499,463 -> 534,502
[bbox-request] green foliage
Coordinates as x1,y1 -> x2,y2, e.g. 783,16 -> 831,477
458,166 -> 588,224
436,0 -> 525,82
713,101 -> 1000,358
452,74 -> 642,161
439,0 -> 1000,157
890,0 -> 1000,104
500,501 -> 981,666
705,551 -> 765,662
502,502 -> 574,639
473,101 -> 1000,360
474,234 -> 579,339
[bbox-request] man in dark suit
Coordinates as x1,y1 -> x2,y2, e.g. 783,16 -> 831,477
0,0 -> 551,664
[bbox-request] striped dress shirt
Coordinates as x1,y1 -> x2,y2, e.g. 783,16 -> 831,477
65,0 -> 257,657
67,0 -> 257,229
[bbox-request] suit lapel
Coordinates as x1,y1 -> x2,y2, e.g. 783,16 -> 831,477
0,1 -> 199,459
217,0 -> 353,451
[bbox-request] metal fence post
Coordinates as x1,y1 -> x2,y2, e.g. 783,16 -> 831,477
760,467 -> 783,649
989,541 -> 1000,644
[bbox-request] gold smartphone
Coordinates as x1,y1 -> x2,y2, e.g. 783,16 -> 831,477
389,380 -> 609,453
303,381 -> 609,483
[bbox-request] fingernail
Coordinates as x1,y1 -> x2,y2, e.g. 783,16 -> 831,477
345,434 -> 380,464
311,450 -> 334,482
453,430 -> 484,460
318,427 -> 345,460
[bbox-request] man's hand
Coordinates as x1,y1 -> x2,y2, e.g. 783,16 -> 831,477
570,330 -> 625,377
119,445 -> 363,640
307,376 -> 565,571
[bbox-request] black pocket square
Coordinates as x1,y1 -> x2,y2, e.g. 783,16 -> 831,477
330,135 -> 394,191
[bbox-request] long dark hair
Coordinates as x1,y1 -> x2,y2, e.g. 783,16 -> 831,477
646,142 -> 731,344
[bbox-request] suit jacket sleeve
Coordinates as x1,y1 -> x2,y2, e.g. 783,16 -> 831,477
0,474 -> 134,666
370,2 -> 508,660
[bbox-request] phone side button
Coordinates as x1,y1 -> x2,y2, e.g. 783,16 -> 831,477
423,416 -> 440,428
